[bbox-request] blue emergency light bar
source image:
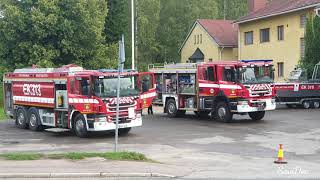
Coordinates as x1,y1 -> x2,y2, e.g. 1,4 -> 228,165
241,59 -> 273,63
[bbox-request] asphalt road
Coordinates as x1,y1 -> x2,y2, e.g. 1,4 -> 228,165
0,106 -> 320,179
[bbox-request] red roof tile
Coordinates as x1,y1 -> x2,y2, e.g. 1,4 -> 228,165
235,0 -> 320,23
197,19 -> 238,47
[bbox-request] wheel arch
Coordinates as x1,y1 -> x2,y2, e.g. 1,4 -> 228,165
163,95 -> 178,113
213,91 -> 231,111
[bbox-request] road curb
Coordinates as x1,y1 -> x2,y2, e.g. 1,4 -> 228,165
0,172 -> 175,178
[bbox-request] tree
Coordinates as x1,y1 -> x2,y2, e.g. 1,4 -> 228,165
217,0 -> 247,20
0,0 -> 117,74
301,15 -> 320,78
156,0 -> 218,63
105,0 -> 130,44
136,0 -> 160,70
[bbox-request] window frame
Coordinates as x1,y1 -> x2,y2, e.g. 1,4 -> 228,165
277,62 -> 284,78
244,31 -> 254,45
260,28 -> 270,43
277,25 -> 284,41
300,14 -> 307,28
300,38 -> 305,59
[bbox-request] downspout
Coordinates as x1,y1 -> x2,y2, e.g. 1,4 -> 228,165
219,46 -> 224,61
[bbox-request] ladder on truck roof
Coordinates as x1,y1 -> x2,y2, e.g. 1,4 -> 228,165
13,64 -> 84,74
148,63 -> 197,74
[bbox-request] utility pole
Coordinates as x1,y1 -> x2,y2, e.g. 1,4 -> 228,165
223,0 -> 226,20
131,0 -> 135,70
115,35 -> 125,152
135,0 -> 138,69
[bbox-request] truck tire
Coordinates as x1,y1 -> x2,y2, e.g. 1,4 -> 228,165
119,127 -> 132,136
214,101 -> 233,123
73,114 -> 88,138
302,101 -> 311,109
313,101 -> 320,109
16,107 -> 28,129
28,108 -> 43,131
248,111 -> 265,121
166,99 -> 178,118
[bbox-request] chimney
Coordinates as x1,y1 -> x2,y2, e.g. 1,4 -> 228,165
248,0 -> 268,13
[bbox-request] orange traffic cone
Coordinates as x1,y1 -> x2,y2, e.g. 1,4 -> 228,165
274,144 -> 287,164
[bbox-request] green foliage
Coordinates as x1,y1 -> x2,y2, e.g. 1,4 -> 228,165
217,0 -> 248,20
157,0 -> 218,63
0,153 -> 43,160
301,15 -> 320,78
0,0 -> 117,74
105,0 -> 130,44
136,0 -> 160,67
0,152 -> 152,162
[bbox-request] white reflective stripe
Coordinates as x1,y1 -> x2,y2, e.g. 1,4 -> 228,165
68,98 -> 100,104
219,84 -> 242,89
199,83 -> 220,88
199,83 -> 242,89
140,92 -> 157,99
13,96 -> 54,104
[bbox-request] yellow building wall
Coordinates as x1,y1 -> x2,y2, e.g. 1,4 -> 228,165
239,9 -> 312,82
180,23 -> 237,63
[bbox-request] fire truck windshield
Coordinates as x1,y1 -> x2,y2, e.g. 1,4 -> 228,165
94,76 -> 139,98
239,66 -> 273,84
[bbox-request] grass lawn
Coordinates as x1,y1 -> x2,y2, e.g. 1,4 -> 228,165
0,152 -> 154,162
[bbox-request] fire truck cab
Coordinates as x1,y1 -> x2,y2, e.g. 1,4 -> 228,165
149,60 -> 276,122
3,65 -> 155,137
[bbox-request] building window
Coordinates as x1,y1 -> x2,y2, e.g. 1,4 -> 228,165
244,31 -> 253,45
277,25 -> 284,40
278,62 -> 284,77
200,34 -> 202,44
197,35 -> 199,44
300,38 -> 305,59
194,35 -> 196,44
300,14 -> 307,28
260,28 -> 270,43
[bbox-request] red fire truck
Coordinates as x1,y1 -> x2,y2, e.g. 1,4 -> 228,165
149,60 -> 276,122
3,65 -> 155,137
275,62 -> 320,109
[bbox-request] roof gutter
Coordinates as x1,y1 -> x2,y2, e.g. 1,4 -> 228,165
234,3 -> 320,24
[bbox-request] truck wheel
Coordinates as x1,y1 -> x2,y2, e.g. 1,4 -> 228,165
73,114 -> 88,138
28,108 -> 43,131
313,101 -> 320,109
16,108 -> 28,129
248,111 -> 265,121
119,127 -> 132,136
166,99 -> 178,118
214,101 -> 233,123
302,101 -> 310,109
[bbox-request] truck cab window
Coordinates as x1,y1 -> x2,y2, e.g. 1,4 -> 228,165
81,78 -> 90,95
207,67 -> 215,81
223,67 -> 236,82
142,75 -> 152,93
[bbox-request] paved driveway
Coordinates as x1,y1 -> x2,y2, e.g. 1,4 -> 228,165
0,107 -> 319,179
